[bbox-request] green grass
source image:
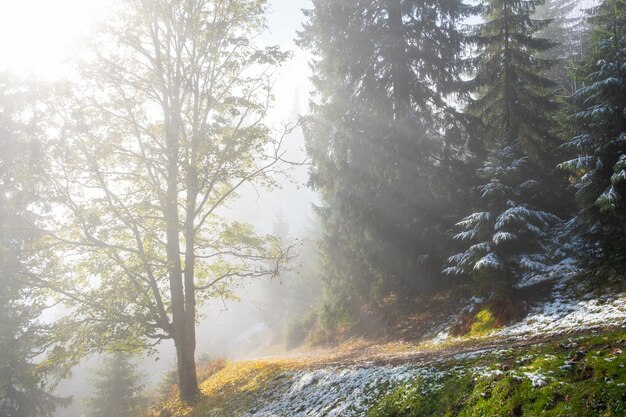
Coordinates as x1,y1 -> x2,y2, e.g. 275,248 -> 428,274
369,331 -> 626,417
146,331 -> 626,417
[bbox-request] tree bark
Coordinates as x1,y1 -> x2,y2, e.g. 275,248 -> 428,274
175,336 -> 199,402
163,83 -> 199,402
180,133 -> 201,403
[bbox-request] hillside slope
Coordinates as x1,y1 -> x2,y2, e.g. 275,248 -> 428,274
149,288 -> 626,417
149,330 -> 626,417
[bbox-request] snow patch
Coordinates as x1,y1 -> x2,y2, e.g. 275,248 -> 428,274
246,366 -> 438,417
523,370 -> 549,387
498,281 -> 626,339
427,273 -> 626,346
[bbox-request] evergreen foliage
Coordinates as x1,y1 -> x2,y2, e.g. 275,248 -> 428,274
445,147 -> 561,296
0,74 -> 69,417
299,0 -> 476,328
467,0 -> 559,164
4,3 -> 626,407
559,0 -> 626,280
449,0 -> 570,298
535,0 -> 592,95
86,353 -> 145,417
534,0 -> 593,165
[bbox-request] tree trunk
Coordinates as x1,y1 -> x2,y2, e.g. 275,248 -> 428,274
180,130 -> 200,403
175,335 -> 199,402
163,90 -> 200,403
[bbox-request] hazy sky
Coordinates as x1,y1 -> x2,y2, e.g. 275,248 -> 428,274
0,0 -> 317,235
0,0 -> 312,76
0,0 -> 106,77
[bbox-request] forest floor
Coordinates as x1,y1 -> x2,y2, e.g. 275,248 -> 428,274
148,278 -> 626,417
149,328 -> 626,417
278,325 -> 626,369
271,276 -> 626,369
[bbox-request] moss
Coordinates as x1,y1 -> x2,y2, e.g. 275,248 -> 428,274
369,373 -> 474,417
369,331 -> 626,417
147,331 -> 626,417
468,309 -> 497,336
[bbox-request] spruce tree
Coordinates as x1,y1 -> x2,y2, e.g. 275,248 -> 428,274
0,73 -> 69,417
447,0 -> 567,298
559,0 -> 626,279
299,0 -> 475,327
445,147 -> 561,298
0,195 -> 68,417
468,0 -> 559,163
87,353 -> 145,417
535,0 -> 592,95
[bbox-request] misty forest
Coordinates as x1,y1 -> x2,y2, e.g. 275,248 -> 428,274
1,0 -> 626,416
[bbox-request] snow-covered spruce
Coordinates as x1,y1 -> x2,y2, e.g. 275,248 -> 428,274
444,147 -> 563,295
558,0 -> 626,278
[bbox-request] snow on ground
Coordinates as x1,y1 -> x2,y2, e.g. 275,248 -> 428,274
472,365 -> 549,387
428,275 -> 626,346
427,296 -> 485,343
522,370 -> 549,387
238,278 -> 626,416
244,360 -> 558,416
241,269 -> 626,416
498,280 -> 626,339
246,366 -> 440,417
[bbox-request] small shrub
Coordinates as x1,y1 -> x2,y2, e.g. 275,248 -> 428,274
469,309 -> 497,336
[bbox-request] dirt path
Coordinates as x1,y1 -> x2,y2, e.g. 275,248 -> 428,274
271,325 -> 626,370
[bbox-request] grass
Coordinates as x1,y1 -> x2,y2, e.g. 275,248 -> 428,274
146,331 -> 626,417
145,359 -> 302,417
368,331 -> 626,417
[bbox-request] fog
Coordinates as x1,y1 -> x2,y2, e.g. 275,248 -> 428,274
2,0 -> 614,415
0,1 -> 319,415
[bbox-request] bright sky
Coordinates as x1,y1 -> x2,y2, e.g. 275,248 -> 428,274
0,0 -> 311,78
0,0 -> 312,126
0,0 -> 315,234
0,0 -> 107,77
